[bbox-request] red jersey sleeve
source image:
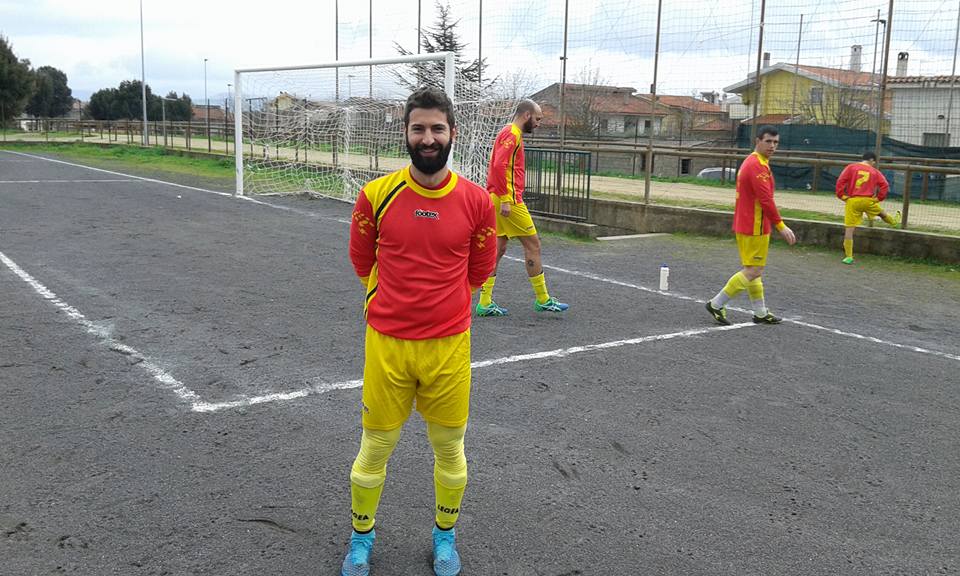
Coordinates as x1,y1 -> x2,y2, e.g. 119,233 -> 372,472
749,160 -> 782,228
349,188 -> 377,279
875,168 -> 890,201
836,164 -> 853,199
467,196 -> 497,289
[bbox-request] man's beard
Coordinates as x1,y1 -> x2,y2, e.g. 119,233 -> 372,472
406,138 -> 453,174
522,118 -> 537,134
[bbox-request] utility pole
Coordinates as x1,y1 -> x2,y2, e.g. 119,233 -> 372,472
874,0 -> 894,159
945,0 -> 960,146
558,0 -> 569,147
790,14 -> 803,119
749,0 -> 767,142
139,0 -> 148,145
643,0 -> 663,204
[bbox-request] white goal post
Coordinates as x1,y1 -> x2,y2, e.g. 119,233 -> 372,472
232,53 -> 515,200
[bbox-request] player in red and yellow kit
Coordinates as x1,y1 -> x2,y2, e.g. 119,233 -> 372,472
835,151 -> 900,264
705,125 -> 797,325
343,87 -> 496,576
475,99 -> 569,317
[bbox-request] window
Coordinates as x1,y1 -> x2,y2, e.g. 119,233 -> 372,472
680,159 -> 692,175
810,87 -> 823,105
643,119 -> 651,134
922,132 -> 950,147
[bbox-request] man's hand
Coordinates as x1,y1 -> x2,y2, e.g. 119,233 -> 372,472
499,203 -> 511,217
779,225 -> 797,246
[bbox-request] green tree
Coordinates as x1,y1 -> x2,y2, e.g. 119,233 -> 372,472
393,1 -> 492,98
26,66 -> 74,118
0,36 -> 34,125
88,80 -> 155,120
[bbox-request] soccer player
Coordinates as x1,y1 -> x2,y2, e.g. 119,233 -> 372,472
835,151 -> 900,264
705,125 -> 797,326
343,87 -> 497,576
475,99 -> 569,316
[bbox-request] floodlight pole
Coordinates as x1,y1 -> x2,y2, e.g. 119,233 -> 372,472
945,0 -> 960,146
139,0 -> 148,145
643,0 -> 663,204
558,0 -> 569,148
874,0 -> 894,160
749,0 -> 767,143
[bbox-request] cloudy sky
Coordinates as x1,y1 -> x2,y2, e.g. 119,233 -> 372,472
2,0 -> 957,102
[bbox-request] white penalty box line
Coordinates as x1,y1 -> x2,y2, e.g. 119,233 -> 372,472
6,151 -> 959,414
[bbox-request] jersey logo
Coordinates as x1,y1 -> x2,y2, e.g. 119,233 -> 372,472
414,209 -> 439,220
353,210 -> 375,236
756,171 -> 771,182
474,226 -> 496,249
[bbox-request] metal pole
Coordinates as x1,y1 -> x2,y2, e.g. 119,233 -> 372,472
335,0 -> 339,101
139,0 -> 148,145
369,0 -> 373,97
558,0 -> 569,147
874,0 -> 894,159
749,0 -> 767,142
204,58 -> 210,152
790,14 -> 803,119
161,97 -> 166,146
871,13 -> 886,149
945,0 -> 960,146
643,0 -> 663,204
234,71 -> 244,196
478,0 -> 483,91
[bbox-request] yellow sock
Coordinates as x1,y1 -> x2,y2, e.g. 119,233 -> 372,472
349,427 -> 401,532
478,275 -> 496,307
843,239 -> 853,258
529,272 -> 549,304
428,423 -> 467,530
721,271 -> 750,298
746,277 -> 767,317
881,213 -> 895,225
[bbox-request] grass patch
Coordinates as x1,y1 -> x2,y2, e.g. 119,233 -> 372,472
593,170 -> 736,188
0,141 -> 235,181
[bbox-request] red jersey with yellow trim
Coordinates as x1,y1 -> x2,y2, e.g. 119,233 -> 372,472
349,166 -> 497,340
835,162 -> 889,201
486,123 -> 525,204
733,152 -> 783,236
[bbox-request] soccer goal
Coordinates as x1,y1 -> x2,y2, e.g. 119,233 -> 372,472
232,53 -> 516,200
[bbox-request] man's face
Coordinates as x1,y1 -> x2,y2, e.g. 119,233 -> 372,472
756,133 -> 779,157
405,107 -> 455,174
522,107 -> 543,134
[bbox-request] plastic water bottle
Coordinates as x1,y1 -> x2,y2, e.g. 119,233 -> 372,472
659,264 -> 670,291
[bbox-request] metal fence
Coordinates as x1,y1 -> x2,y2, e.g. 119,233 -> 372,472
524,148 -> 592,222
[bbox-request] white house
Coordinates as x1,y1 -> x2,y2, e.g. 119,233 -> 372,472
888,75 -> 960,147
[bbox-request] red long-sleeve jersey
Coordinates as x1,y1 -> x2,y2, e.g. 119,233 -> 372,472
835,162 -> 889,201
486,123 -> 525,204
733,152 -> 783,236
349,166 -> 497,340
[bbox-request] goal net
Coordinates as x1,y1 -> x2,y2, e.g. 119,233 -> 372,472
233,53 -> 516,200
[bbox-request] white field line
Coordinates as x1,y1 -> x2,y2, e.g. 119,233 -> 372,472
0,179 -> 139,184
0,151 -> 350,224
0,250 -> 200,404
192,323 -> 753,413
8,151 -> 957,412
514,256 -> 960,364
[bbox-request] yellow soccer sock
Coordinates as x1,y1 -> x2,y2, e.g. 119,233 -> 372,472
746,277 -> 767,317
478,275 -> 496,307
428,423 -> 467,530
843,239 -> 854,259
529,272 -> 550,304
881,213 -> 895,225
349,427 -> 402,532
722,271 -> 750,299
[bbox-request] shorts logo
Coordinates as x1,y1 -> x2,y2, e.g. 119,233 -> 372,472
414,209 -> 440,220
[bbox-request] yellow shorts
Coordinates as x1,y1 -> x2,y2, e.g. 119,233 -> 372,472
491,194 -> 537,238
361,325 -> 471,430
844,196 -> 883,227
736,233 -> 770,267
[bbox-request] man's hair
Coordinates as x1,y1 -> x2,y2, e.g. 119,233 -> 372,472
756,125 -> 779,140
403,86 -> 456,130
515,99 -> 539,118
862,151 -> 877,162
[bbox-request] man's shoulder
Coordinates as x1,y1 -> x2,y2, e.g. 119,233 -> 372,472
363,168 -> 408,197
454,173 -> 490,198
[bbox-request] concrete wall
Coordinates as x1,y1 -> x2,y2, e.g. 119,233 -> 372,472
534,198 -> 960,264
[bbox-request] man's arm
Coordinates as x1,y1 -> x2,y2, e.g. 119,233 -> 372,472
875,168 -> 890,202
468,198 -> 498,290
836,164 -> 852,200
348,189 -> 377,287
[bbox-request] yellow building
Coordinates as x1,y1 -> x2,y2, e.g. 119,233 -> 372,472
724,63 -> 886,131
